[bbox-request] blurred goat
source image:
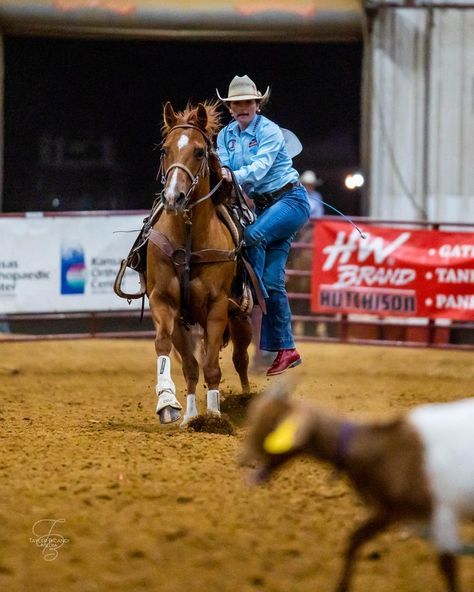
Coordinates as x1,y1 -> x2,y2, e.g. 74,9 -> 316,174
241,385 -> 474,592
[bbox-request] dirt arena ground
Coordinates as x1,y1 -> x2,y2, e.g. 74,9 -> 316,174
0,339 -> 473,592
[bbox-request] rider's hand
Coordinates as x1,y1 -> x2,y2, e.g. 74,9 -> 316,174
221,168 -> 232,182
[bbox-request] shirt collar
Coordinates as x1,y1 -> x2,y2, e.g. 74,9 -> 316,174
228,115 -> 260,137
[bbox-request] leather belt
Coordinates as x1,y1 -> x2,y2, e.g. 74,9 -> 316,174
250,181 -> 299,209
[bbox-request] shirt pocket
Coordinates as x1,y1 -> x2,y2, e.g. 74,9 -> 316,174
248,138 -> 259,155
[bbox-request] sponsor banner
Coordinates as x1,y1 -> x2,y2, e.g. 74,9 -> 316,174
311,221 -> 474,320
0,214 -> 145,313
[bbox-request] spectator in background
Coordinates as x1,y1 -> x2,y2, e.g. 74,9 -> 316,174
299,170 -> 324,219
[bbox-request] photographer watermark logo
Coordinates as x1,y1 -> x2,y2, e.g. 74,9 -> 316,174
30,519 -> 70,561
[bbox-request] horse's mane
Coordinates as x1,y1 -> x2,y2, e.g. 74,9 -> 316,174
161,101 -> 222,139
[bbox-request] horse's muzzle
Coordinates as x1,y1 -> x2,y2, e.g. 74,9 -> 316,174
161,190 -> 186,214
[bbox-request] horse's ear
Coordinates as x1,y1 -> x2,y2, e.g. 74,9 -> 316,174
196,103 -> 208,131
163,101 -> 177,131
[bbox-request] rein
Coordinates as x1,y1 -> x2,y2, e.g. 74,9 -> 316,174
188,178 -> 224,209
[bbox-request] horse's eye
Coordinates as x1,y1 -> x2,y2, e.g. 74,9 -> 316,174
194,147 -> 205,159
162,147 -> 169,157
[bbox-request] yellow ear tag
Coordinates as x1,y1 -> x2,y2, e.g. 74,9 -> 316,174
263,417 -> 298,454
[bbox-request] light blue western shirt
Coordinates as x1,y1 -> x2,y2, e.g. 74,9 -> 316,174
216,115 -> 299,195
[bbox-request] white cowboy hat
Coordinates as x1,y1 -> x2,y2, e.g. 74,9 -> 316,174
216,75 -> 270,103
300,170 -> 323,186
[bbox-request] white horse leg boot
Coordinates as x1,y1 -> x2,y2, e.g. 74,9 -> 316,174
155,355 -> 182,424
206,389 -> 220,416
180,394 -> 199,428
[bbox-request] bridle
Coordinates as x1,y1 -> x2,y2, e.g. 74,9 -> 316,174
157,124 -> 223,214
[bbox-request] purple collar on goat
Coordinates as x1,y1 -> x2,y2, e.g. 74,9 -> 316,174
335,421 -> 356,468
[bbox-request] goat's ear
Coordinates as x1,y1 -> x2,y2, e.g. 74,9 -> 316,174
263,407 -> 310,454
163,101 -> 177,130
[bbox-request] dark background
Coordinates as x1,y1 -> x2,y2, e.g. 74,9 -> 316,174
4,36 -> 362,215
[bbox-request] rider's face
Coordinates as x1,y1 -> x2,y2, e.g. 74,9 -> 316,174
228,100 -> 259,130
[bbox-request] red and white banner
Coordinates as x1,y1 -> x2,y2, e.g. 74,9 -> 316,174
311,221 -> 474,320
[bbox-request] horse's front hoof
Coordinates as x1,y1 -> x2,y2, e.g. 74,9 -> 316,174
157,406 -> 181,424
156,389 -> 182,424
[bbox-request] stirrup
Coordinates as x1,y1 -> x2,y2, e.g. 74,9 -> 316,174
229,284 -> 253,317
113,259 -> 147,300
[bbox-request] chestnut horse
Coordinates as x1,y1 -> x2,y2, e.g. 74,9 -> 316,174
148,101 -> 252,426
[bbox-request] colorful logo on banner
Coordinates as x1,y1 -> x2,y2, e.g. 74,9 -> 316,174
311,221 -> 474,321
60,242 -> 86,295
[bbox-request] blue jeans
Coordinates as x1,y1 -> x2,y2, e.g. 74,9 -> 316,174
244,184 -> 310,351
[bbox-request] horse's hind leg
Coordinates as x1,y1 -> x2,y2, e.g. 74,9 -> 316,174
229,315 -> 252,394
172,324 -> 200,426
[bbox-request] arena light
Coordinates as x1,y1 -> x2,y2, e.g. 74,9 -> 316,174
344,172 -> 365,190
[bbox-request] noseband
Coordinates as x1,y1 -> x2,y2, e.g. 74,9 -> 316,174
158,124 -> 222,211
